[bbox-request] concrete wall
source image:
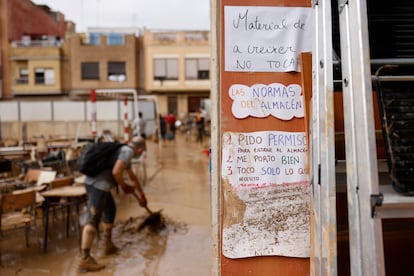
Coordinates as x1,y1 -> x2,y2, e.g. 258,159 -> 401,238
0,99 -> 157,142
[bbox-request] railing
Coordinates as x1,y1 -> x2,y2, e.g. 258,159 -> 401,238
152,31 -> 209,44
14,78 -> 28,85
11,40 -> 62,48
184,32 -> 209,41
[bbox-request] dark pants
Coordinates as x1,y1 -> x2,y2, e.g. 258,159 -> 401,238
84,185 -> 116,228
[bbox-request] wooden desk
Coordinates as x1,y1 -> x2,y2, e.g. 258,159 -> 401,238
41,185 -> 86,252
0,180 -> 25,194
0,180 -> 47,195
47,142 -> 72,151
41,185 -> 86,198
12,185 -> 47,203
0,146 -> 32,159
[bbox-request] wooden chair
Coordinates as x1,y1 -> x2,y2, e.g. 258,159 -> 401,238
23,169 -> 56,190
0,190 -> 39,248
24,169 -> 41,184
50,176 -> 74,189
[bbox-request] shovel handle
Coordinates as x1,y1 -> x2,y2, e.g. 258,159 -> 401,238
132,190 -> 153,214
144,206 -> 153,214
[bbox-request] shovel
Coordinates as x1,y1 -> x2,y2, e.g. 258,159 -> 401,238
132,191 -> 165,232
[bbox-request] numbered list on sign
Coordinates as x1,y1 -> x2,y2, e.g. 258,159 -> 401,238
222,130 -> 308,190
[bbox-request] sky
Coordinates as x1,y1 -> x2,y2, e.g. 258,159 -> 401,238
31,0 -> 211,32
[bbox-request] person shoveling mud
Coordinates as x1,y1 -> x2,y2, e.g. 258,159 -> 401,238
77,136 -> 148,273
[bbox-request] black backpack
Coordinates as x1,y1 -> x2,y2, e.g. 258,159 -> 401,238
77,142 -> 124,176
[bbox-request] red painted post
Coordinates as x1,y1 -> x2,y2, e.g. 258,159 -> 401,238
123,97 -> 129,142
90,89 -> 97,140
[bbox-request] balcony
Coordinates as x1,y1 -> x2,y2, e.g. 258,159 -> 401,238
145,30 -> 209,46
11,39 -> 62,48
14,77 -> 29,85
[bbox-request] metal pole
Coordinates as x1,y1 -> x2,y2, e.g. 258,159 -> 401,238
0,115 -> 2,144
90,89 -> 97,141
123,97 -> 130,142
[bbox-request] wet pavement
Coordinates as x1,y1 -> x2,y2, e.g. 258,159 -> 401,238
0,133 -> 212,275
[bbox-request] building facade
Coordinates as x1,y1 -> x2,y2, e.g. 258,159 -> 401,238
1,0 -> 71,99
0,1 -> 211,141
141,28 -> 210,120
68,32 -> 140,96
10,39 -> 67,96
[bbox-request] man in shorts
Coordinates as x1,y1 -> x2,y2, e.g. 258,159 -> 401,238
78,135 -> 147,273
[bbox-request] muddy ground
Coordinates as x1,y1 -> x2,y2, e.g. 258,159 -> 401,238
0,133 -> 212,275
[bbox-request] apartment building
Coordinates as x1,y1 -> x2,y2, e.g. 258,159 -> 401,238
0,0 -> 72,99
6,28 -> 211,113
141,28 -> 211,119
68,32 -> 140,97
10,38 -> 68,96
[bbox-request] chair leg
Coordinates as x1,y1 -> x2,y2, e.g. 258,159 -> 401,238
32,219 -> 41,249
25,223 -> 30,248
66,205 -> 71,238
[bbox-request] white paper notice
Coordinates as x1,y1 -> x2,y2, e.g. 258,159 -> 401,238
224,6 -> 313,72
221,131 -> 310,258
229,82 -> 304,120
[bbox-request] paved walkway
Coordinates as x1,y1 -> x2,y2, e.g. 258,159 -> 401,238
0,133 -> 213,275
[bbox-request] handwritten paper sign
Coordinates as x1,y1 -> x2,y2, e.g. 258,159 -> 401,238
224,6 -> 313,72
229,82 -> 304,120
221,130 -> 310,258
221,131 -> 308,190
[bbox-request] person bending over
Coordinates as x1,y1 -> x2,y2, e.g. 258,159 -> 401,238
78,136 -> 147,273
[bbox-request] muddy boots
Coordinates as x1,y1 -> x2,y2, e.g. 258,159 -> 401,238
79,225 -> 105,273
104,239 -> 119,255
103,224 -> 119,255
78,256 -> 105,273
